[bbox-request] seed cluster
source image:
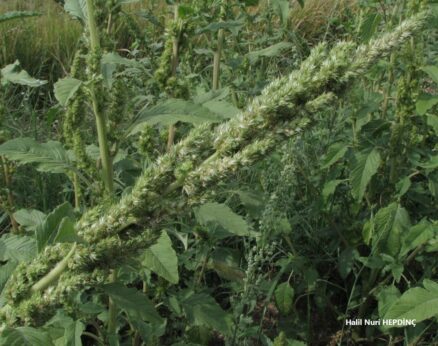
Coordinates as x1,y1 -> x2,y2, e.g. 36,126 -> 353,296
0,12 -> 428,327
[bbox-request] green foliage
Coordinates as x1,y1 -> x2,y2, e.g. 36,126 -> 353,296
0,1 -> 437,346
0,138 -> 77,175
0,11 -> 40,24
384,280 -> 438,324
142,231 -> 179,284
1,61 -> 47,87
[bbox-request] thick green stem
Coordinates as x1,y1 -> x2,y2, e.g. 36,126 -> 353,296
212,1 -> 226,90
167,4 -> 180,152
1,156 -> 18,233
85,0 -> 114,195
73,173 -> 81,209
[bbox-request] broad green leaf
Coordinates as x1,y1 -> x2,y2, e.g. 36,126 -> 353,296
400,220 -> 435,257
416,94 -> 438,115
275,282 -> 294,315
427,114 -> 438,133
422,65 -> 438,84
377,285 -> 401,318
195,202 -> 250,237
202,100 -> 239,119
372,202 -> 410,257
423,279 -> 438,292
322,179 -> 345,204
297,0 -> 305,8
181,292 -> 232,335
0,327 -> 54,346
13,209 -> 46,232
64,0 -> 87,22
209,248 -> 244,282
247,42 -> 293,64
0,260 -> 18,292
103,283 -> 163,324
0,138 -> 76,175
142,231 -> 179,284
54,78 -> 82,107
338,248 -> 357,279
321,142 -> 348,169
130,99 -> 225,133
395,176 -> 411,198
1,61 -> 47,87
0,11 -> 40,23
53,217 -> 82,244
384,281 -> 438,324
0,234 -> 37,262
236,189 -> 264,217
193,88 -> 229,104
350,148 -> 381,201
45,311 -> 84,346
271,0 -> 290,26
359,13 -> 382,43
420,155 -> 438,169
35,202 -> 75,252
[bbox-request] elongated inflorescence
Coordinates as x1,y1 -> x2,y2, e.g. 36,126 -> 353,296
0,12 -> 429,327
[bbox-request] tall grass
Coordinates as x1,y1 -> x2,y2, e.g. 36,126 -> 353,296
0,0 -> 81,84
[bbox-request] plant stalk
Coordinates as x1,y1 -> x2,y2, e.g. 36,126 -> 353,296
212,1 -> 226,90
85,0 -> 114,195
167,4 -> 180,152
1,156 -> 18,233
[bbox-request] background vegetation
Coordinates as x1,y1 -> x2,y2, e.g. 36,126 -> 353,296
0,0 -> 437,345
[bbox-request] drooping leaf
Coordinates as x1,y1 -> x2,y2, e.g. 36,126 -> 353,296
275,282 -> 294,315
372,202 -> 410,257
54,78 -> 82,107
422,65 -> 438,84
103,283 -> 163,324
321,142 -> 348,169
420,155 -> 438,169
384,280 -> 438,324
247,42 -> 294,64
322,179 -> 345,204
1,61 -> 47,87
350,148 -> 381,201
209,248 -> 245,282
338,248 -> 358,279
202,100 -> 239,119
0,327 -> 54,346
142,231 -> 179,284
53,217 -> 82,244
130,99 -> 225,133
0,138 -> 77,175
0,11 -> 40,23
427,114 -> 438,134
416,94 -> 438,115
0,234 -> 37,262
35,202 -> 75,252
359,12 -> 382,42
13,209 -> 46,232
45,311 -> 84,346
400,220 -> 435,257
0,260 -> 18,293
271,0 -> 290,26
64,0 -> 88,22
377,285 -> 401,318
195,202 -> 250,238
181,292 -> 232,335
